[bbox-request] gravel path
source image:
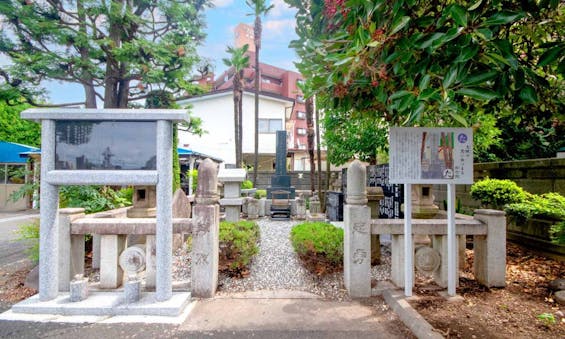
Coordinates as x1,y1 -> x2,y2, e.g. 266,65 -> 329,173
172,218 -> 393,301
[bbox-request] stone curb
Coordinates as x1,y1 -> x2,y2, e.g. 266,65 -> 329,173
379,288 -> 443,339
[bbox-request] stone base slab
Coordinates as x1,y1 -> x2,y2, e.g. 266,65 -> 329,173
11,291 -> 192,317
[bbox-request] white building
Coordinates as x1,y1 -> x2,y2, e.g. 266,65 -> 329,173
177,89 -> 294,169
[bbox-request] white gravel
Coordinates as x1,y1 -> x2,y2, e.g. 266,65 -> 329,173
172,217 -> 393,301
89,218 -> 393,300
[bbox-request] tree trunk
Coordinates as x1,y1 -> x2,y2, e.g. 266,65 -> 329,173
77,0 -> 97,108
252,16 -> 262,186
233,71 -> 241,167
306,97 -> 315,193
103,0 -> 125,108
238,81 -> 243,167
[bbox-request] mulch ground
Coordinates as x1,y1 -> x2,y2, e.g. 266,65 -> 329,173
410,242 -> 565,338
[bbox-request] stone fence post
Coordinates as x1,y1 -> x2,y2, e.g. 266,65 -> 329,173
344,160 -> 371,297
191,159 -> 220,298
473,209 -> 506,287
58,208 -> 86,292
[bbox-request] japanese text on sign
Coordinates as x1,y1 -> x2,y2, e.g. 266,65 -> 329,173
389,128 -> 473,184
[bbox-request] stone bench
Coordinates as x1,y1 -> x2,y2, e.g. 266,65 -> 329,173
63,213 -> 193,290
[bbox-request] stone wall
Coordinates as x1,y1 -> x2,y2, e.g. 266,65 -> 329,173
255,171 -> 336,191
433,158 -> 565,209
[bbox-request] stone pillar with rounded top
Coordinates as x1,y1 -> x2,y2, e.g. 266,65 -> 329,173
344,160 -> 371,297
192,159 -> 220,298
218,168 -> 246,222
473,209 -> 506,287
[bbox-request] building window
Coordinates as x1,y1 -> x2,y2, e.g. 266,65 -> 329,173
296,79 -> 305,87
296,128 -> 307,136
259,119 -> 283,133
296,95 -> 305,103
296,111 -> 306,119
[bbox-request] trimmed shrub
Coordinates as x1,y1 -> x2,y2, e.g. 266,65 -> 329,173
219,220 -> 260,277
290,222 -> 343,275
470,178 -> 528,209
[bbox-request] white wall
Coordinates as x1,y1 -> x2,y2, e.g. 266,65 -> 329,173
178,91 -> 292,166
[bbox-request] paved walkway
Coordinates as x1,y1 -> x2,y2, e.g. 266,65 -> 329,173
0,211 -> 422,338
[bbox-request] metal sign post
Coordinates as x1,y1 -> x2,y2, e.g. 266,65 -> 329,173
389,127 -> 473,297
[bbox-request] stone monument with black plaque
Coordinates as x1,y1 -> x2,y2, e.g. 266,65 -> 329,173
267,130 -> 295,199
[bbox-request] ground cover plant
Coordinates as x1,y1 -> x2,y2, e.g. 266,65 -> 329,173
291,222 -> 343,275
219,220 -> 260,277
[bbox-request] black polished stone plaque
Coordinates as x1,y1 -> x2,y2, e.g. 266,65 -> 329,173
55,121 -> 157,170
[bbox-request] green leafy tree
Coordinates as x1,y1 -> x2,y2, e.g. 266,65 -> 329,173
287,0 -> 564,162
0,0 -> 210,108
145,90 -> 204,192
246,0 -> 274,185
0,100 -> 40,146
223,45 -> 250,168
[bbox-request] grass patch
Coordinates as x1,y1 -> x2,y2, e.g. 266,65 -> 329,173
290,222 -> 343,275
219,220 -> 260,277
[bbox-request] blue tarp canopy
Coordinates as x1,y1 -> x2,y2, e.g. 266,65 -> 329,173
177,147 -> 223,163
0,141 -> 40,164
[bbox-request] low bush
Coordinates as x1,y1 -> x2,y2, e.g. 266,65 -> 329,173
254,189 -> 267,199
59,185 -> 133,214
219,220 -> 260,277
470,178 -> 528,209
290,222 -> 343,275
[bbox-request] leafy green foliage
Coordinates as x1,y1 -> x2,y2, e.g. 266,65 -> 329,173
290,222 -> 343,274
0,101 -> 40,146
287,0 -> 564,163
14,221 -> 39,264
59,186 -> 133,214
537,312 -> 556,325
241,180 -> 253,190
219,220 -> 260,276
254,189 -> 267,199
470,178 -> 527,209
0,1 -> 210,108
550,221 -> 565,245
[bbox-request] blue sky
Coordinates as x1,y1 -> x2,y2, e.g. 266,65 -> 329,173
46,0 -> 299,105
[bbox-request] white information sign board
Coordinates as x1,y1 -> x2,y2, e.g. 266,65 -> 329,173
389,128 -> 473,184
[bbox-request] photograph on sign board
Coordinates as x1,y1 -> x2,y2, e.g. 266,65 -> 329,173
421,131 -> 455,180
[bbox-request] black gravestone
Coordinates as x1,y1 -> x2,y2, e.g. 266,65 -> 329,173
342,165 -> 403,219
367,165 -> 404,219
326,191 -> 344,221
267,130 -> 295,199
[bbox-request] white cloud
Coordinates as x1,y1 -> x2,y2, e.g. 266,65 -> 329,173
270,0 -> 295,18
263,19 -> 296,38
211,0 -> 234,8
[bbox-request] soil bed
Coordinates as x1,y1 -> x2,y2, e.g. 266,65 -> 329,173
410,243 -> 565,338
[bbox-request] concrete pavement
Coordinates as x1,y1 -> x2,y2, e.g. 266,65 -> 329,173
0,290 -> 414,338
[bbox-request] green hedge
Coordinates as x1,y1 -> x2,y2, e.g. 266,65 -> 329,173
290,222 -> 343,274
219,220 -> 260,276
